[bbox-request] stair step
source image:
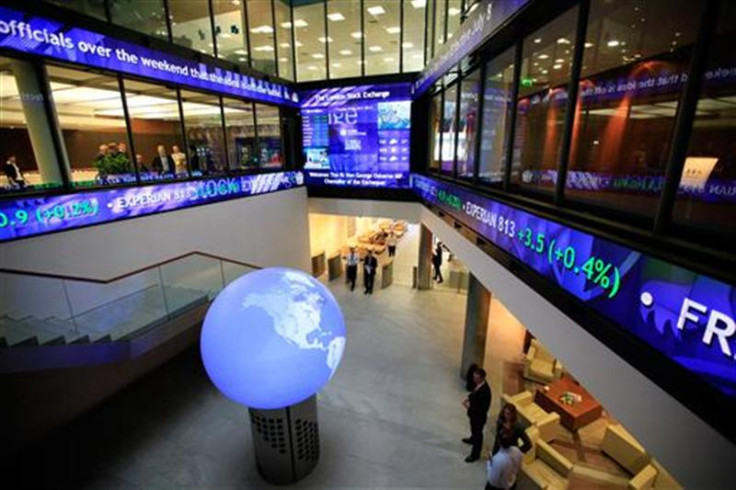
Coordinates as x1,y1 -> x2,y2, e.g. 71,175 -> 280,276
68,335 -> 90,344
43,335 -> 66,346
12,336 -> 39,347
94,335 -> 112,343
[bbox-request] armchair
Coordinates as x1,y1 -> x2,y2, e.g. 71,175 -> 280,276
524,339 -> 564,384
502,391 -> 561,443
517,426 -> 573,490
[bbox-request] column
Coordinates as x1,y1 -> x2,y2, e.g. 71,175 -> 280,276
460,273 -> 491,378
417,224 -> 433,290
11,60 -> 70,185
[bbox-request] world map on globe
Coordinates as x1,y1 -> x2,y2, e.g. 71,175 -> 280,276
201,267 -> 347,410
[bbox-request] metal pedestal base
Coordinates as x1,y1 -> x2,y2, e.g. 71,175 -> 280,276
248,395 -> 319,485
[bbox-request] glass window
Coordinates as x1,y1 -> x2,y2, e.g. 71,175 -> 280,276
213,0 -> 249,68
364,1 -> 400,76
45,0 -> 107,20
441,84 -> 457,175
274,0 -> 294,80
47,65 -> 134,187
248,0 -> 277,75
435,0 -> 448,52
122,79 -> 185,182
169,0 -> 215,55
110,0 -> 168,40
180,90 -> 227,177
430,92 -> 442,172
479,47 -> 516,185
327,0 -> 361,79
0,57 -> 64,193
425,0 -> 436,62
456,70 -> 481,179
674,0 -> 736,233
511,7 -> 578,191
255,103 -> 284,169
403,0 -> 427,72
565,0 -> 702,215
223,97 -> 257,172
294,1 -> 327,81
446,0 -> 462,41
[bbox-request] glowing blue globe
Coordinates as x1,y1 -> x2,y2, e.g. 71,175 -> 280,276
200,267 -> 346,410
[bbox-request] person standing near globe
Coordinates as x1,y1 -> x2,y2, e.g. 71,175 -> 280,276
344,246 -> 359,292
363,249 -> 378,295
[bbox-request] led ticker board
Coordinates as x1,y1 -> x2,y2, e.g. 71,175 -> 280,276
0,171 -> 303,242
300,83 -> 412,188
0,6 -> 298,107
412,174 -> 736,398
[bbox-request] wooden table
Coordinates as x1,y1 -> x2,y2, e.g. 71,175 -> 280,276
534,376 -> 603,431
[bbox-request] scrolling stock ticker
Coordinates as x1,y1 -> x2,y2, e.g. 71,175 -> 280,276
0,172 -> 303,242
413,175 -> 736,397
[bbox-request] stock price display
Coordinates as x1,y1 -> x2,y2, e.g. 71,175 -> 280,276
414,174 -> 736,399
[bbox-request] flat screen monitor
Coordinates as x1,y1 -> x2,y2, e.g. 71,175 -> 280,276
300,83 -> 412,188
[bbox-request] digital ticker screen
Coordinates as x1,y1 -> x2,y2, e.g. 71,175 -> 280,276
300,83 -> 412,188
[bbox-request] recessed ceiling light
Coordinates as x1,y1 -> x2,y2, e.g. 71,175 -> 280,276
607,39 -> 620,47
402,42 -> 414,48
318,37 -> 333,43
327,12 -> 345,22
533,37 -> 542,44
448,7 -> 461,16
279,57 -> 287,62
584,42 -> 594,48
410,0 -> 427,8
279,42 -> 290,48
557,38 -> 571,45
254,45 -> 274,52
307,66 -> 317,71
384,57 -> 395,62
351,31 -> 363,39
234,49 -> 248,55
541,69 -> 548,74
368,45 -> 382,52
555,58 -> 564,63
552,64 -> 562,70
295,41 -> 303,47
250,25 -> 274,34
332,62 -> 342,67
238,57 -> 247,62
312,53 -> 325,59
538,54 -> 549,59
281,19 -> 308,28
386,26 -> 401,34
339,49 -> 352,55
367,6 -> 386,16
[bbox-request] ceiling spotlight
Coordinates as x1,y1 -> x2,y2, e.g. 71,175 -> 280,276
318,37 -> 333,43
312,53 -> 325,59
534,37 -> 542,44
556,38 -> 571,44
402,42 -> 414,48
538,54 -> 549,59
367,6 -> 386,16
327,13 -> 345,22
369,45 -> 383,52
386,27 -> 401,34
607,39 -> 620,47
410,0 -> 427,8
351,31 -> 364,39
339,49 -> 352,55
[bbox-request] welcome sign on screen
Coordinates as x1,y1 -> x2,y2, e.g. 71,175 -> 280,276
300,83 -> 412,188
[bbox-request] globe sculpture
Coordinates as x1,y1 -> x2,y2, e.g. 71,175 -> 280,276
200,267 -> 346,484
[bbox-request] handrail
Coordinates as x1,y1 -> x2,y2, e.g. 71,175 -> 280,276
0,251 -> 262,284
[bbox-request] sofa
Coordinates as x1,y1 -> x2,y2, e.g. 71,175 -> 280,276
517,426 -> 573,490
524,339 -> 564,384
601,424 -> 682,490
502,391 -> 561,443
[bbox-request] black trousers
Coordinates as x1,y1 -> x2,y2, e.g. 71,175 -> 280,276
364,273 -> 375,293
433,263 -> 443,282
346,265 -> 357,291
388,245 -> 396,257
469,416 -> 485,459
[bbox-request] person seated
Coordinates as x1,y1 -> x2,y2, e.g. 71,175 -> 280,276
3,155 -> 26,189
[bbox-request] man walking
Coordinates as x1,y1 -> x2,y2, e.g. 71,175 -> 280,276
363,250 -> 378,295
345,246 -> 359,292
462,368 -> 492,462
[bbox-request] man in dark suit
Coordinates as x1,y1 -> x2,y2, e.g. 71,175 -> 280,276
151,144 -> 174,177
462,367 -> 492,462
363,249 -> 378,295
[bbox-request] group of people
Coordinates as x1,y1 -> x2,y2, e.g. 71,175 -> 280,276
463,364 -> 532,490
92,142 -> 217,181
344,247 -> 379,295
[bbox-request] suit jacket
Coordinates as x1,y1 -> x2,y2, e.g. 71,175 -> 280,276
467,382 -> 492,422
152,154 -> 175,175
363,256 -> 378,276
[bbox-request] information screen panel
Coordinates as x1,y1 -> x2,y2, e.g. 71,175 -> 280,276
413,174 -> 736,398
300,83 -> 412,188
0,172 -> 303,242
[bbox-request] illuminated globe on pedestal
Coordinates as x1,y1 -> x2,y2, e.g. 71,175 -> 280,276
200,267 -> 346,410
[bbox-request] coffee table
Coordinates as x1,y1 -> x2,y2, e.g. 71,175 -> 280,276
534,376 -> 603,431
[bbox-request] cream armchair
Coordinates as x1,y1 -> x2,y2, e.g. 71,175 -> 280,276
517,426 -> 573,490
524,339 -> 564,384
502,391 -> 561,443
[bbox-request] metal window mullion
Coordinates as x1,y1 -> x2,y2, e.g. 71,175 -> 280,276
430,0 -> 437,59
270,0 -> 279,76
252,102 -> 260,169
443,0 -> 450,44
472,60 -> 486,185
35,62 -> 71,189
103,0 -> 112,23
436,90 -> 444,173
218,95 -> 231,174
423,0 -> 430,66
243,0 -> 252,69
323,0 -> 330,79
162,0 -> 173,43
208,0 -> 218,58
360,0 -> 366,77
654,0 -> 720,234
117,75 -> 140,183
290,3 -> 297,81
399,0 -> 405,73
503,41 -> 523,191
176,87 -> 191,178
554,0 -> 590,206
452,81 -> 461,179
